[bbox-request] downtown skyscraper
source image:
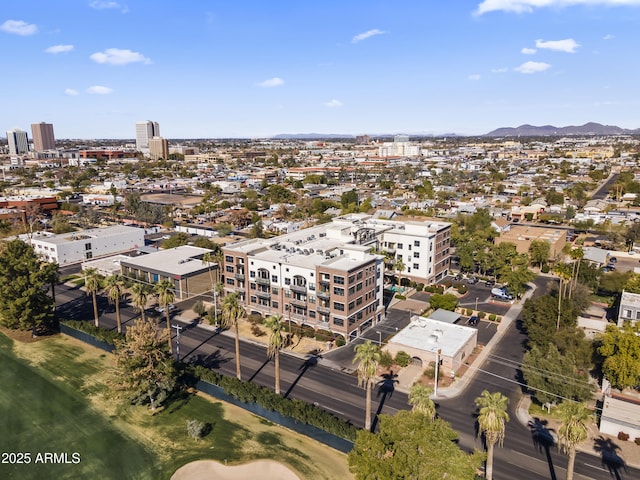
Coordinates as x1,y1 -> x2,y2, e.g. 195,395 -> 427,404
6,128 -> 29,155
31,122 -> 56,151
135,121 -> 160,152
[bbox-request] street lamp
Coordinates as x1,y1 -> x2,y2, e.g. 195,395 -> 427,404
377,330 -> 382,345
172,324 -> 183,362
475,297 -> 479,312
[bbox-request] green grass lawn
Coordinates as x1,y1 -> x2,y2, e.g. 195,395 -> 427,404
0,332 -> 352,480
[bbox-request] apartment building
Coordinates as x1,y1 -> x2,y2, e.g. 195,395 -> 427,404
222,214 -> 451,341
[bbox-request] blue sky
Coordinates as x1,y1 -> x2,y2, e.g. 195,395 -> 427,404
2,0 -> 640,139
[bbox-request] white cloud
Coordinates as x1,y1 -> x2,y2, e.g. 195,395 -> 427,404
603,33 -> 615,40
86,85 -> 113,95
45,44 -> 74,54
514,61 -> 551,73
535,38 -> 580,53
468,74 -> 481,81
0,20 -> 38,36
324,99 -> 344,108
64,88 -> 79,96
491,67 -> 509,73
89,1 -> 120,9
352,29 -> 386,43
475,0 -> 640,16
257,77 -> 284,88
521,47 -> 537,54
90,48 -> 151,65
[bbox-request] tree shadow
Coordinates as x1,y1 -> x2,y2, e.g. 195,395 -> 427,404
370,371 -> 399,432
528,417 -> 558,480
593,436 -> 628,480
179,331 -> 220,361
248,357 -> 271,382
283,353 -> 321,399
191,349 -> 231,370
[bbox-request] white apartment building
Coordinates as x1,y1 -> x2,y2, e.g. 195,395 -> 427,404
28,225 -> 145,264
222,214 -> 451,341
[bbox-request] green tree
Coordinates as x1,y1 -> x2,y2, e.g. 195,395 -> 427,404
0,240 -> 56,332
221,292 -> 245,380
353,340 -> 381,431
429,293 -> 459,311
105,273 -> 125,333
521,344 -> 594,404
113,317 -> 176,409
154,279 -> 176,354
264,314 -> 285,394
130,281 -> 150,322
475,390 -> 510,480
84,268 -> 103,328
161,232 -> 190,249
348,410 -> 483,480
529,240 -> 551,269
557,402 -> 593,480
408,384 -> 436,420
597,323 -> 640,390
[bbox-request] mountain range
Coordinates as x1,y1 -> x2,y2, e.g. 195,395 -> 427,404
484,122 -> 640,137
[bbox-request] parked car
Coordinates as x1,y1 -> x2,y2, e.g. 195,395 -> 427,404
608,257 -> 617,263
491,287 -> 513,301
467,276 -> 478,285
485,279 -> 496,287
468,315 -> 479,326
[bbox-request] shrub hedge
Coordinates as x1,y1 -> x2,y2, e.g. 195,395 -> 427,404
61,320 -> 125,345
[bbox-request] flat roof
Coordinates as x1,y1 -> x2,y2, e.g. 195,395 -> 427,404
120,245 -> 214,276
428,308 -> 461,324
390,317 -> 476,357
30,225 -> 143,246
601,396 -> 640,431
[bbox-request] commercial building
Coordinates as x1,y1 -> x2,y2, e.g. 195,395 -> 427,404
6,128 -> 29,155
28,225 -> 145,264
119,246 -> 218,300
385,316 -> 477,376
222,214 -> 451,341
135,120 -> 160,152
30,122 -> 55,151
495,225 -> 567,259
617,290 -> 640,327
149,136 -> 169,160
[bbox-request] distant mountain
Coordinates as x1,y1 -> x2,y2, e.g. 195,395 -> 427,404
485,122 -> 640,137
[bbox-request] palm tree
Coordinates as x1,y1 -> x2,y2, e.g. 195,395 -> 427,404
130,281 -> 149,323
105,274 -> 125,333
475,390 -> 510,480
202,250 -> 223,323
557,401 -> 593,480
264,314 -> 285,394
353,340 -> 381,431
569,247 -> 584,296
155,279 -> 176,354
84,268 -> 103,328
221,292 -> 245,380
408,384 -> 436,420
393,257 -> 406,288
553,263 -> 572,330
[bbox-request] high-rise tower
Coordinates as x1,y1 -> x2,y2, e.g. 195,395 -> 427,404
135,121 -> 160,152
31,122 -> 56,151
6,129 -> 29,155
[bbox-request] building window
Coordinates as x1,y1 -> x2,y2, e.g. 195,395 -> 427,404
333,302 -> 345,311
413,252 -> 420,258
397,243 -> 403,249
334,275 -> 345,285
272,301 -> 278,309
226,278 -> 235,285
271,275 -> 278,283
623,309 -> 632,318
226,265 -> 234,273
309,310 -> 316,318
285,278 -> 291,285
334,287 -> 344,296
414,240 -> 420,247
413,263 -> 419,269
333,317 -> 344,327
85,242 -> 92,251
225,255 -> 233,263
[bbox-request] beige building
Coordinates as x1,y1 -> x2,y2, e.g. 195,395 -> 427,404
149,136 -> 169,160
495,225 -> 567,259
31,122 -> 55,151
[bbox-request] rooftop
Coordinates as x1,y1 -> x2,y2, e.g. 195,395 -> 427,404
390,316 -> 476,357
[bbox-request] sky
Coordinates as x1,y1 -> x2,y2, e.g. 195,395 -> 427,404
2,0 -> 640,139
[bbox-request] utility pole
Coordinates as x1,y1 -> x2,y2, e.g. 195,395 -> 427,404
172,324 -> 183,362
434,348 -> 442,396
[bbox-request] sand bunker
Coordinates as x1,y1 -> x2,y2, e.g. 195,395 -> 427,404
171,459 -> 301,480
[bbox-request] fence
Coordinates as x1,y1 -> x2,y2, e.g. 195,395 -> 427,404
59,323 -> 115,353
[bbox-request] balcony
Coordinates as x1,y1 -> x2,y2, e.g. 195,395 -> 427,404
255,290 -> 271,300
317,304 -> 331,315
317,289 -> 330,300
255,277 -> 270,286
290,283 -> 307,294
289,298 -> 307,309
315,320 -> 330,330
319,279 -> 330,287
234,272 -> 245,281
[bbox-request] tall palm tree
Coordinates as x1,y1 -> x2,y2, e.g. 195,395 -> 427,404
569,247 -> 584,296
475,390 -> 510,480
221,292 -> 245,380
264,314 -> 285,394
408,384 -> 436,420
130,281 -> 149,323
105,273 -> 125,333
84,268 -> 103,328
557,401 -> 592,480
393,257 -> 406,288
155,279 -> 176,354
353,340 -> 381,431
